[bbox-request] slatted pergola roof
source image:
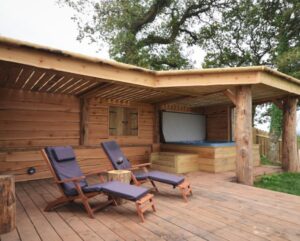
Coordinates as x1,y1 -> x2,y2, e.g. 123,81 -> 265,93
0,36 -> 299,107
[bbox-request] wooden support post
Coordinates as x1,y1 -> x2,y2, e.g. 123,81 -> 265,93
152,104 -> 161,152
80,98 -> 89,145
227,106 -> 232,141
235,85 -> 253,185
0,175 -> 16,234
282,96 -> 299,172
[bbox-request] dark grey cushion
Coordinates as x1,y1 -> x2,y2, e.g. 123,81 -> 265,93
101,141 -> 131,169
82,183 -> 106,193
52,146 -> 76,162
102,181 -> 148,201
45,146 -> 88,196
147,171 -> 184,186
101,141 -> 185,187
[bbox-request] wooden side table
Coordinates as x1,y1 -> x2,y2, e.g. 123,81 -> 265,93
107,170 -> 132,204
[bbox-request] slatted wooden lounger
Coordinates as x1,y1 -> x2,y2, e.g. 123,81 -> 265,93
41,146 -> 156,222
101,141 -> 192,202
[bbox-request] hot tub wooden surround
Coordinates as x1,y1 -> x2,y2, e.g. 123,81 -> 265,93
161,144 -> 260,173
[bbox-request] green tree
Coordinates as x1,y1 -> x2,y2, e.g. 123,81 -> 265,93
201,0 -> 300,69
60,0 -> 230,70
199,0 -> 299,164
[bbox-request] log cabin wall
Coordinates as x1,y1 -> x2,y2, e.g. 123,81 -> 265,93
0,88 -> 154,181
160,103 -> 202,113
85,97 -> 154,146
0,88 -> 81,148
204,105 -> 231,141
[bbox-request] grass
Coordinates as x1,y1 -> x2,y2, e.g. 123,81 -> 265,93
260,155 -> 281,166
255,172 -> 300,196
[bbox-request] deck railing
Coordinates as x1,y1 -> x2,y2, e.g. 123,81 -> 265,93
252,128 -> 282,159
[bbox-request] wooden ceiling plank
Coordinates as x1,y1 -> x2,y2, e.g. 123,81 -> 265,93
53,77 -> 74,93
29,72 -> 46,91
21,70 -> 36,89
14,68 -> 23,85
98,86 -> 127,98
46,76 -> 65,92
14,68 -> 35,89
102,86 -> 130,98
74,81 -> 99,95
38,73 -> 56,91
118,88 -> 149,101
76,82 -> 108,98
68,80 -> 91,94
61,78 -> 83,94
65,79 -> 87,94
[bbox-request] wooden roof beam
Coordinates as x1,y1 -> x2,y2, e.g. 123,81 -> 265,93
0,42 -> 155,87
223,89 -> 237,106
154,95 -> 194,105
78,82 -> 114,99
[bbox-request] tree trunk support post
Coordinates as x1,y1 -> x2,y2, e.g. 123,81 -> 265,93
235,85 -> 254,185
282,96 -> 299,172
0,175 -> 16,234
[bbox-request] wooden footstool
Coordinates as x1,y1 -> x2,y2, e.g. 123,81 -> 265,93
135,193 -> 156,222
178,180 -> 192,202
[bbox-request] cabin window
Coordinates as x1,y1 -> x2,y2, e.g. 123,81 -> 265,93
109,107 -> 138,136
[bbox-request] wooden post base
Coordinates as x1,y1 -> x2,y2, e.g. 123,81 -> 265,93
135,194 -> 156,222
0,175 -> 16,234
178,180 -> 192,202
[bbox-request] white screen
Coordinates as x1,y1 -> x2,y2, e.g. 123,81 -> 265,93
162,112 -> 206,142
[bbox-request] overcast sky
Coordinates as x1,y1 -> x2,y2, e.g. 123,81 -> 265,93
0,0 -> 299,133
0,0 -> 109,58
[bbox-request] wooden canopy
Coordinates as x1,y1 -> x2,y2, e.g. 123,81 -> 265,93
0,36 -> 299,107
0,36 -> 299,186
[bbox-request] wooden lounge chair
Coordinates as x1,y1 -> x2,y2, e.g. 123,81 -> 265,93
41,146 -> 156,222
101,141 -> 192,202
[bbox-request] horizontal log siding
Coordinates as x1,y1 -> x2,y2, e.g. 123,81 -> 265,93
0,88 -> 80,148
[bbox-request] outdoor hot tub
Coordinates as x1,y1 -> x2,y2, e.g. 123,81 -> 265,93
167,140 -> 236,147
161,141 -> 260,173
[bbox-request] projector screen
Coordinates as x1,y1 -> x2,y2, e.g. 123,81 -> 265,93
161,112 -> 206,142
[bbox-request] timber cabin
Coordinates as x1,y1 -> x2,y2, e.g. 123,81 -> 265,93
0,36 -> 299,186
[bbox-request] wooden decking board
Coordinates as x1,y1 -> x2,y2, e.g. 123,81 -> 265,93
23,182 -> 83,241
14,197 -> 41,241
149,186 -> 261,241
0,229 -> 21,241
37,180 -> 106,241
2,170 -> 300,241
15,185 -> 63,241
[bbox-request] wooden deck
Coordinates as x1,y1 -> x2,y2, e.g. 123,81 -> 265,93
2,167 -> 300,241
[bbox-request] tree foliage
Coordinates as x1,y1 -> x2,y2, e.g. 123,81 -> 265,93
201,0 -> 300,71
201,0 -> 276,68
60,0 -> 230,70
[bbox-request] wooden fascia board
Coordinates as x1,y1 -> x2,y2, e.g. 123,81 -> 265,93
1,41 -> 300,98
155,71 -> 260,88
258,71 -> 300,95
0,43 -> 155,88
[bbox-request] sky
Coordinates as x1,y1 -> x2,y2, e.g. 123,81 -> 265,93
0,0 -> 299,134
0,0 -> 109,58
